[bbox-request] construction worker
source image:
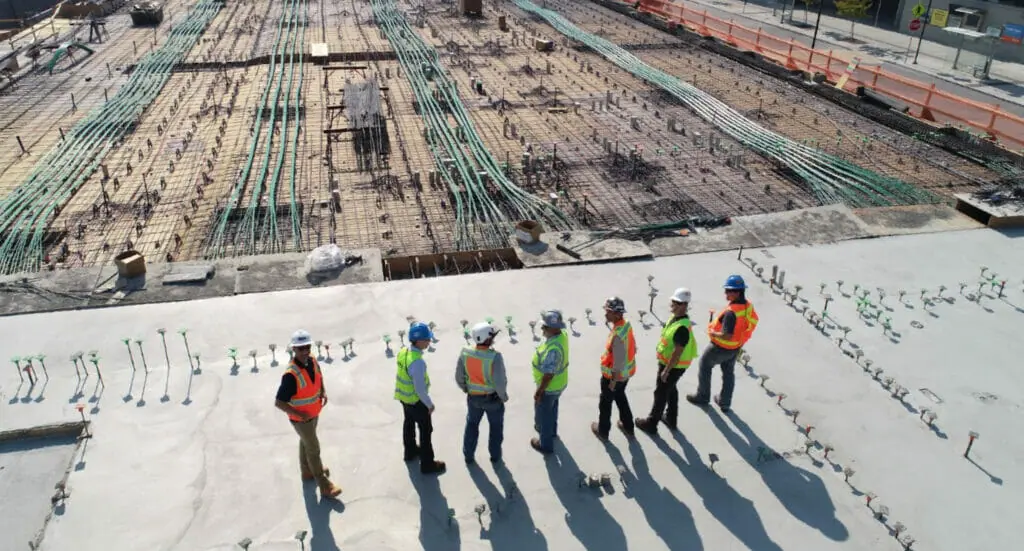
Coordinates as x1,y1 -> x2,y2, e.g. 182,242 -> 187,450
635,288 -> 698,435
531,310 -> 569,454
591,297 -> 637,440
395,322 -> 446,474
274,330 -> 343,498
456,322 -> 509,464
687,275 -> 759,413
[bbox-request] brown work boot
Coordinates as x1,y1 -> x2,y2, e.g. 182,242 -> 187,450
617,420 -> 635,437
635,417 -> 658,435
591,422 -> 608,441
319,481 -> 342,498
301,467 -> 330,481
421,460 -> 447,475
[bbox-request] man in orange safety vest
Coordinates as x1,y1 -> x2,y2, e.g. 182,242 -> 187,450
687,275 -> 759,413
275,329 -> 342,498
591,297 -> 637,440
455,322 -> 509,464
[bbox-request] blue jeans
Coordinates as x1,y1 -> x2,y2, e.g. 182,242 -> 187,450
463,394 -> 505,461
534,392 -> 560,452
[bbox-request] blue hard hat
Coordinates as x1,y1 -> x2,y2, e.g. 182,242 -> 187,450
408,322 -> 433,342
724,275 -> 747,290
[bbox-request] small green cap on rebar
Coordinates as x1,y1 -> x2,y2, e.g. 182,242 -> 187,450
228,347 -> 238,358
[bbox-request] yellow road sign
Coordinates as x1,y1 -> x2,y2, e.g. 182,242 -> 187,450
911,2 -> 926,17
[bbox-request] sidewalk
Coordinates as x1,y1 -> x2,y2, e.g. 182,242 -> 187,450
669,0 -> 1024,117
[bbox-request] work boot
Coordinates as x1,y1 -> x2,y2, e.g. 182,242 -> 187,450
617,420 -> 635,437
301,467 -> 330,481
530,437 -> 553,454
660,414 -> 678,431
319,481 -> 343,499
421,460 -> 447,475
591,422 -> 608,441
634,417 -> 658,435
686,394 -> 710,408
714,394 -> 731,414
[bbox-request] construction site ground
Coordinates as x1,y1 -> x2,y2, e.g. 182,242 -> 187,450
1,221 -> 1021,551
0,0 -> 1014,273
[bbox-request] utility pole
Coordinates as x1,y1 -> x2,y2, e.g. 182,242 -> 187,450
811,0 -> 826,49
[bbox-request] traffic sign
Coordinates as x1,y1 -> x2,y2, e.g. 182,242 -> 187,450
911,2 -> 926,17
909,18 -> 922,31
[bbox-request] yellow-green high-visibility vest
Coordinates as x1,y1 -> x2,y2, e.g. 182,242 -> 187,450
656,317 -> 698,369
532,332 -> 569,392
394,347 -> 428,404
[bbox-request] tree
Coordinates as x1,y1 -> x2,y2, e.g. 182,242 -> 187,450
798,0 -> 819,24
833,0 -> 873,39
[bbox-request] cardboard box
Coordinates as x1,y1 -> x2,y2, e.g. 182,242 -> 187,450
515,220 -> 543,245
114,250 -> 147,278
534,38 -> 554,52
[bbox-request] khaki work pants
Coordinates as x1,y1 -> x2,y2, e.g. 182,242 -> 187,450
291,416 -> 328,484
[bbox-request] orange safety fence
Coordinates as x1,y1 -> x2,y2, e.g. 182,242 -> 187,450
630,0 -> 1024,151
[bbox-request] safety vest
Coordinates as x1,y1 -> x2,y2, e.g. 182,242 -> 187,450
394,347 -> 429,404
600,320 -> 636,379
656,316 -> 698,369
285,358 -> 323,422
532,332 -> 568,392
709,301 -> 759,350
463,346 -> 498,395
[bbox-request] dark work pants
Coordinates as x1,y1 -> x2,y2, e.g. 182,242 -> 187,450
402,401 -> 435,471
598,377 -> 634,436
463,394 -> 505,461
647,363 -> 686,427
693,343 -> 740,408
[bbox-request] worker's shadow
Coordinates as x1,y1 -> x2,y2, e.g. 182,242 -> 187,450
545,442 -> 628,550
301,484 -> 344,551
709,411 -> 850,542
468,463 -> 548,550
653,432 -> 782,551
407,464 -> 461,551
604,438 -> 703,549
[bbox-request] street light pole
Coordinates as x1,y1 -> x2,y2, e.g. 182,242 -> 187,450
811,0 -> 826,50
912,0 -> 935,64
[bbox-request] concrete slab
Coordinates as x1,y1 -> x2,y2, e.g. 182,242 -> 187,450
1,229 -> 1021,551
0,433 -> 80,551
852,204 -> 984,236
516,231 -> 653,267
954,193 -> 1024,229
648,222 -> 764,257
735,205 -> 873,246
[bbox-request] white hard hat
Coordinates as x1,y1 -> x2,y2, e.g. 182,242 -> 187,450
290,329 -> 313,348
671,288 -> 692,303
470,322 -> 499,344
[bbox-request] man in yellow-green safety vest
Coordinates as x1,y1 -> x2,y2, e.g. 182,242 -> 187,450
394,322 -> 446,475
531,310 -> 569,454
636,287 -> 698,436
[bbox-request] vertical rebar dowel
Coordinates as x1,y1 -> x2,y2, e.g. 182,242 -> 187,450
736,245 -> 743,261
24,358 -> 36,385
59,127 -> 65,140
964,431 -> 979,458
158,329 -> 171,398
71,93 -> 76,111
12,357 -> 23,383
123,339 -> 137,373
180,329 -> 193,371
88,352 -> 104,386
36,355 -> 48,380
136,340 -> 149,372
17,136 -> 26,154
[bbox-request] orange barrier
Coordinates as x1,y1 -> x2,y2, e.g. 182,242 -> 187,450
632,0 -> 1024,151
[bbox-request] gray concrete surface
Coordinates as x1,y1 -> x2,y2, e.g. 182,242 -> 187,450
0,434 -> 80,550
0,226 -> 1020,550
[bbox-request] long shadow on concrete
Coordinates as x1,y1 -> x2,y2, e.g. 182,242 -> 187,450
651,432 -> 783,551
468,463 -> 549,551
545,442 -> 627,550
301,484 -> 344,551
709,411 -> 850,542
604,438 -> 704,550
407,465 -> 461,551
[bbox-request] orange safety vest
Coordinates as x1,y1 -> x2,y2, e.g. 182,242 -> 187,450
709,301 -> 759,350
284,358 -> 323,422
601,319 -> 636,379
463,346 -> 498,395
